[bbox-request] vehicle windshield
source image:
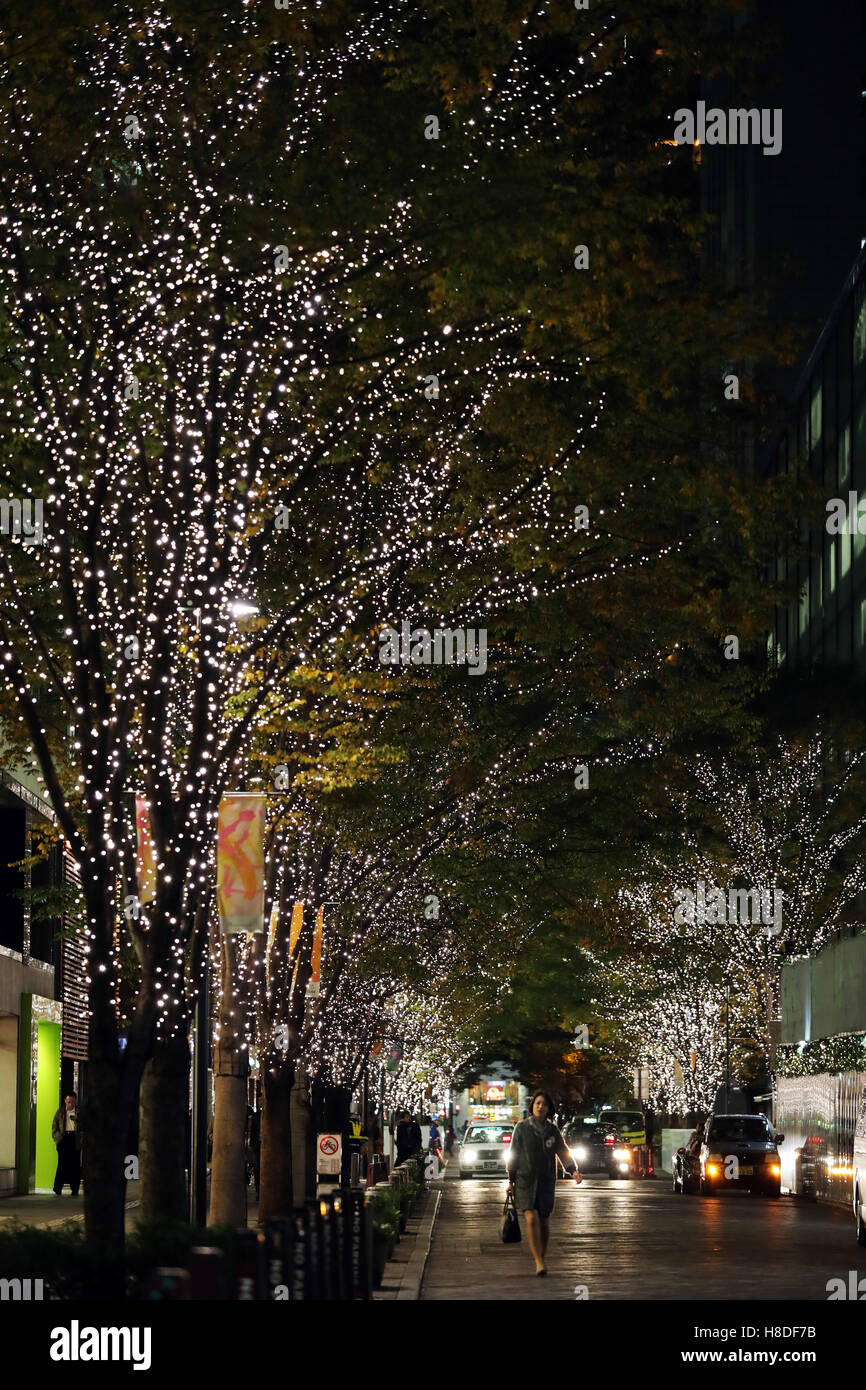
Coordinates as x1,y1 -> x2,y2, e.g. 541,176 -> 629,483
565,1121 -> 596,1142
465,1127 -> 512,1144
707,1117 -> 773,1143
600,1112 -> 643,1130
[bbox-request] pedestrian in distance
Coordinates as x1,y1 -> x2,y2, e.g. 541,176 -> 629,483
429,1117 -> 443,1161
506,1090 -> 581,1276
51,1092 -> 83,1197
685,1119 -> 705,1156
395,1110 -> 422,1164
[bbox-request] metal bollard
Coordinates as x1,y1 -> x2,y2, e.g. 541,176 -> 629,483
312,1197 -> 335,1301
342,1185 -> 373,1300
234,1229 -> 268,1300
328,1191 -> 348,1300
187,1246 -> 228,1300
264,1221 -> 292,1299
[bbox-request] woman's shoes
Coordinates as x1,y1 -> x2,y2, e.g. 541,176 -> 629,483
535,1266 -> 547,1277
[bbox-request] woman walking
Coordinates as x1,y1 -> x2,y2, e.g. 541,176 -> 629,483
506,1091 -> 581,1275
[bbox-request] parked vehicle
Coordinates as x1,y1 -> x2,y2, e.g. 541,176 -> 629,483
458,1122 -> 514,1178
853,1090 -> 866,1245
674,1113 -> 783,1197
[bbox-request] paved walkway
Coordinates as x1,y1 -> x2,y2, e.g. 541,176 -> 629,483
0,1183 -> 141,1232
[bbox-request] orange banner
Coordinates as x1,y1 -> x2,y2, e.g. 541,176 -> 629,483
135,797 -> 156,906
288,902 -> 303,958
309,905 -> 323,995
217,794 -> 265,934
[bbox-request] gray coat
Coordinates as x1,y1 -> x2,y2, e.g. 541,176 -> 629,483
507,1116 -> 573,1217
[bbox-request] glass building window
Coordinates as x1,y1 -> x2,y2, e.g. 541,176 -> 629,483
853,494 -> 866,564
855,396 -> 866,489
839,301 -> 852,430
840,526 -> 852,584
827,535 -> 837,596
840,422 -> 851,489
811,377 -> 822,462
854,275 -> 866,400
799,573 -> 810,636
824,333 -> 837,472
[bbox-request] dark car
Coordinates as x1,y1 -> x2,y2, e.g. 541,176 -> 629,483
563,1120 -> 635,1178
674,1113 -> 783,1197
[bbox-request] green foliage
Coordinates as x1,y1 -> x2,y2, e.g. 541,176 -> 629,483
776,1034 -> 866,1079
0,1218 -> 240,1300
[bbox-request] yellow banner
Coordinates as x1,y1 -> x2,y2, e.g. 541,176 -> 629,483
217,794 -> 265,934
135,797 -> 156,906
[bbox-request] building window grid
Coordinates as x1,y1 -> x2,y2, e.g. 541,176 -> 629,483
775,272 -> 866,668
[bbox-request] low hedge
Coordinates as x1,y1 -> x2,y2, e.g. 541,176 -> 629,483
0,1218 -> 240,1300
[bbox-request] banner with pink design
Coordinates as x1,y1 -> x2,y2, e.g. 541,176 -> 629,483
217,793 -> 265,934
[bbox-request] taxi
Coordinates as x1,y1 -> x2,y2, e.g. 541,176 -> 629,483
598,1109 -> 646,1146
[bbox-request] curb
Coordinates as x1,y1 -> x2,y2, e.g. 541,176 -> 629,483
396,1187 -> 441,1301
374,1183 -> 442,1301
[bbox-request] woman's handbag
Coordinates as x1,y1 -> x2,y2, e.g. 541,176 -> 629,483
500,1192 -> 521,1243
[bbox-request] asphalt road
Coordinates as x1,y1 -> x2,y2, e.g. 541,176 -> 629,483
420,1168 -> 866,1301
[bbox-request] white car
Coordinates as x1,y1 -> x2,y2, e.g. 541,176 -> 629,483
459,1123 -> 514,1178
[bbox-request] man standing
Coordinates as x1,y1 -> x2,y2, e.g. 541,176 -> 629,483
395,1111 -> 422,1164
52,1092 -> 83,1196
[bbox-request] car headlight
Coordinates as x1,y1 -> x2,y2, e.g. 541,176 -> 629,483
571,1146 -> 587,1162
613,1148 -> 630,1161
462,1147 -> 477,1163
769,1162 -> 781,1177
705,1163 -> 720,1177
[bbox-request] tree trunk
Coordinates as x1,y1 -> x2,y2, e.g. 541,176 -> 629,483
208,936 -> 250,1226
291,1069 -> 316,1203
208,1044 -> 249,1226
139,1028 -> 190,1223
259,1059 -> 295,1222
82,1054 -> 129,1295
81,870 -> 153,1292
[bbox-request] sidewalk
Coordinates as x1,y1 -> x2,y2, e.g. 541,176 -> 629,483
373,1167 -> 445,1301
0,1182 -> 141,1232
